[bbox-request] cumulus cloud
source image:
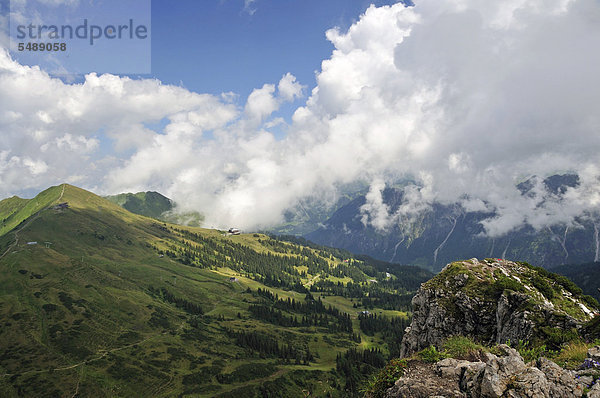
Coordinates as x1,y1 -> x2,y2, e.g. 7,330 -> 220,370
277,73 -> 304,102
1,0 -> 600,236
244,0 -> 257,15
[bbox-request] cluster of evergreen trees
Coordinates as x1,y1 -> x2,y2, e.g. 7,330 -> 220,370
309,280 -> 414,312
336,348 -> 386,396
358,313 -> 410,358
152,227 -> 385,291
148,286 -> 204,315
229,329 -> 314,364
251,288 -> 353,332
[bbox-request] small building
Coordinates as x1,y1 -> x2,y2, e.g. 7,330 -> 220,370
27,241 -> 38,245
360,310 -> 370,316
228,277 -> 239,283
228,228 -> 241,235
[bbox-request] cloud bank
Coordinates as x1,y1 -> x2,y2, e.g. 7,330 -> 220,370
1,0 -> 600,235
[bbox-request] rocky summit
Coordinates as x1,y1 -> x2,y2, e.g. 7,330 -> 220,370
384,258 -> 600,398
385,344 -> 600,398
401,258 -> 599,357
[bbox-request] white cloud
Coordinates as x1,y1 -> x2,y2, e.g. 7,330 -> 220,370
244,0 -> 257,15
1,0 -> 600,236
360,178 -> 392,230
244,83 -> 278,125
277,73 -> 304,102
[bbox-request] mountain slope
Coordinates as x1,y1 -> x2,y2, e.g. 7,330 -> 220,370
551,261 -> 600,303
0,185 -> 67,238
105,190 -> 204,227
104,191 -> 174,219
0,184 -> 428,397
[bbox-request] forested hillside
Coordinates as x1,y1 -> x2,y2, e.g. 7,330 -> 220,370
0,184 -> 431,397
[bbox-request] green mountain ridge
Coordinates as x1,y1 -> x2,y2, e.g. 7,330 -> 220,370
105,190 -> 204,227
0,184 -> 430,397
104,191 -> 174,219
0,185 -> 67,238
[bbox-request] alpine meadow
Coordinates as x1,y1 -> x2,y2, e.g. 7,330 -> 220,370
2,0 -> 600,397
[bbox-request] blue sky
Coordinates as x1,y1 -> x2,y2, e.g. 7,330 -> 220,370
150,0 -> 400,98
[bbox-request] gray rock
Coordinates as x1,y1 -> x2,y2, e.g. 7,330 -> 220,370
537,357 -> 585,397
495,292 -> 533,344
387,346 -> 585,398
437,358 -> 484,380
400,259 -> 592,358
473,346 -> 527,398
577,375 -> 593,386
393,259 -> 598,397
588,382 -> 600,398
589,345 -> 600,362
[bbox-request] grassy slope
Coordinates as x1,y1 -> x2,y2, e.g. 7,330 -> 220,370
0,184 -> 417,398
0,185 -> 66,237
0,196 -> 29,222
104,191 -> 173,220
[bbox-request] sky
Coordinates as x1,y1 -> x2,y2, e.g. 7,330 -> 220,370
1,0 -> 600,236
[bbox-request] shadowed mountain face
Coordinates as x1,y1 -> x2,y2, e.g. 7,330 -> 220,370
306,175 -> 597,272
551,262 -> 600,303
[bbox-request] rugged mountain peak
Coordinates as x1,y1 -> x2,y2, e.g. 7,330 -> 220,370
400,258 -> 599,357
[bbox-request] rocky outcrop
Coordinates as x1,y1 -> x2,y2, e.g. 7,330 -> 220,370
386,345 -> 586,398
589,345 -> 600,362
400,258 -> 598,357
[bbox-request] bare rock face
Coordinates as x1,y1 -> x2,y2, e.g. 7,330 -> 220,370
588,382 -> 600,398
589,346 -> 600,362
400,258 -> 598,357
385,345 -> 586,398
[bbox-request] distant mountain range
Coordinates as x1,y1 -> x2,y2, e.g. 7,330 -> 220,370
305,174 -> 599,271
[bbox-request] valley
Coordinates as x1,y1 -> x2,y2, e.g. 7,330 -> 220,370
0,184 -> 429,397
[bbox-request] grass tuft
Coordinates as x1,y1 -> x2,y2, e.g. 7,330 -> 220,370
442,336 -> 484,360
553,341 -> 589,369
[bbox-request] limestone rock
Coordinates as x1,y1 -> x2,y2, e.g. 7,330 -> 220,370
588,382 -> 600,398
385,348 -> 585,398
400,259 -> 597,358
589,345 -> 600,362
